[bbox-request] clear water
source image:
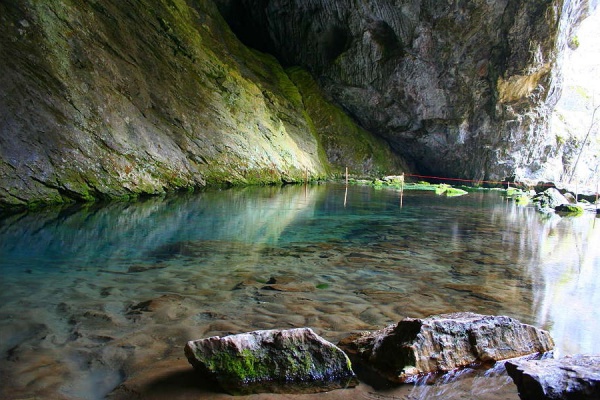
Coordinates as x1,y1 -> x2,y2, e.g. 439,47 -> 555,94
1,183 -> 599,399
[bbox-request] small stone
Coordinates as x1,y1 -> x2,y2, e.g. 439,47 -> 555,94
184,328 -> 358,395
506,354 -> 600,400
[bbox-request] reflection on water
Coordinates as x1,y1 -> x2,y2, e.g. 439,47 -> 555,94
0,184 -> 599,399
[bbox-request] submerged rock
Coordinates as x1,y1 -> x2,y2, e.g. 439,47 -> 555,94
506,354 -> 600,400
184,328 -> 358,395
338,312 -> 554,384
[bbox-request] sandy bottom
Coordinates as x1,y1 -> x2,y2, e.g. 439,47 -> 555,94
1,237 -> 528,400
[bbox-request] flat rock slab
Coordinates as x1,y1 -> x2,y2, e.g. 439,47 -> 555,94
185,328 -> 358,395
338,312 -> 554,384
506,354 -> 600,399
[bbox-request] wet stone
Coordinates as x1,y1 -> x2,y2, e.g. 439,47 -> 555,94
506,354 -> 600,400
338,312 -> 554,384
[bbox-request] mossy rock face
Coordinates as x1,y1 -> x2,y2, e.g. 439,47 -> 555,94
287,67 -> 409,177
0,0 -> 331,209
184,328 -> 358,395
215,0 -> 586,185
0,0 -> 415,210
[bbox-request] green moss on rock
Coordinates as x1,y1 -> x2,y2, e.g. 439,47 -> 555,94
185,328 -> 358,395
287,67 -> 408,177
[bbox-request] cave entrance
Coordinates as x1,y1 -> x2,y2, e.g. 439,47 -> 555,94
551,9 -> 600,191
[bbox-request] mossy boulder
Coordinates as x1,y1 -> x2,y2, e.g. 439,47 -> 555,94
555,204 -> 584,215
184,328 -> 358,395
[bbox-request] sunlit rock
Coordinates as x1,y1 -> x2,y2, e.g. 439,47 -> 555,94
184,328 -> 358,395
506,354 -> 600,400
338,312 -> 554,384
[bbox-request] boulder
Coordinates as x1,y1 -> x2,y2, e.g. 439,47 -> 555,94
562,192 -> 577,204
184,328 -> 358,395
533,188 -> 570,211
338,312 -> 554,384
505,354 -> 600,400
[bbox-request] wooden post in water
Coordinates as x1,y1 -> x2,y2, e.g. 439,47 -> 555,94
594,181 -> 599,228
400,173 -> 404,208
344,167 -> 348,207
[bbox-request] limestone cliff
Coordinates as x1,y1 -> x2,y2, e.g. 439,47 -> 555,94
0,0 -> 405,209
215,0 -> 591,182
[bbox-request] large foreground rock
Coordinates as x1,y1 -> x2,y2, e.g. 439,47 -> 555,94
338,312 -> 554,383
506,354 -> 600,400
184,328 -> 358,395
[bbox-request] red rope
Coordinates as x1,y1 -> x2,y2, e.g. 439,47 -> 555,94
403,173 -> 557,187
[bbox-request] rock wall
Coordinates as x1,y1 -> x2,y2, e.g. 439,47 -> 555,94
0,0 -> 405,209
215,0 -> 591,182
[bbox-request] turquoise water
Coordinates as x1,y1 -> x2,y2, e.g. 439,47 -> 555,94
1,183 -> 599,399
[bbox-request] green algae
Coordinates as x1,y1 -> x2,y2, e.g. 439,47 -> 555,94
204,349 -> 272,384
435,184 -> 468,197
504,187 -> 532,205
363,179 -> 470,196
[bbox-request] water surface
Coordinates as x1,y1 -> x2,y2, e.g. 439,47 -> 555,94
1,183 -> 599,399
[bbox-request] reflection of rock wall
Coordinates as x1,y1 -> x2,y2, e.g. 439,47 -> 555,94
215,0 -> 589,182
527,214 -> 600,355
0,185 -> 324,270
484,201 -> 600,355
